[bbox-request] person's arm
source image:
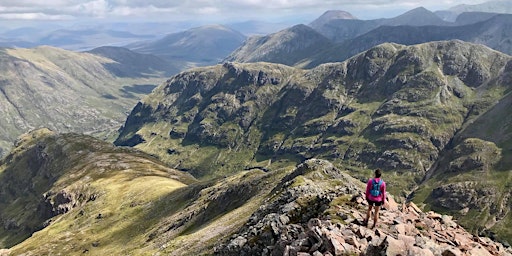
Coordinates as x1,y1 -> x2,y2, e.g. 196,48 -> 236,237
382,181 -> 386,202
365,179 -> 371,199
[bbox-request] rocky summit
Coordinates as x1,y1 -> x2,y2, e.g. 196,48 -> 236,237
217,159 -> 511,256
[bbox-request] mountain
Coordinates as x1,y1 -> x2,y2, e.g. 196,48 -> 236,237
436,0 -> 512,22
0,129 -> 195,254
115,40 -> 512,243
379,7 -> 449,26
224,24 -> 333,66
454,11 -> 501,25
1,131 -> 508,255
301,14 -> 512,68
449,0 -> 512,15
0,45 -> 174,157
87,46 -> 179,77
0,38 -> 35,48
309,10 -> 358,29
36,28 -> 154,51
310,7 -> 448,43
127,25 -> 246,69
226,20 -> 296,35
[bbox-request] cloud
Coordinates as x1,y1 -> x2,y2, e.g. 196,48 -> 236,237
0,12 -> 74,20
0,0 -> 491,21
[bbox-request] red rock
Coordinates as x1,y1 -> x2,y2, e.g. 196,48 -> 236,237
383,195 -> 399,212
397,234 -> 415,246
407,202 -> 423,214
468,245 -> 492,256
382,236 -> 407,256
346,236 -> 360,249
404,223 -> 420,236
409,246 -> 434,256
427,211 -> 442,220
394,223 -> 406,235
441,247 -> 462,256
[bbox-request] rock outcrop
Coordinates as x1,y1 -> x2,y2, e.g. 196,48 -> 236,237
215,160 -> 511,256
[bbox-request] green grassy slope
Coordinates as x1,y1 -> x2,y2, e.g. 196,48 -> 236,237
0,129 -> 195,255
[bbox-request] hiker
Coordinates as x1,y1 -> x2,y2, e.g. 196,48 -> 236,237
363,168 -> 386,229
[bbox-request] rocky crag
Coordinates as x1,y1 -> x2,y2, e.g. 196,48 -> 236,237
215,159 -> 511,256
115,40 -> 512,244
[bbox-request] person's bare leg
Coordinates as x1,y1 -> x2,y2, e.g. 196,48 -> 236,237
371,205 -> 380,229
365,205 -> 373,226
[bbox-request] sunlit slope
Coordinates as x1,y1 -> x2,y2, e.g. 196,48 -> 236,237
0,46 -> 171,156
0,129 -> 195,255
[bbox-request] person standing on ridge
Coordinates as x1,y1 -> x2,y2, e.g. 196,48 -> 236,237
363,169 -> 386,229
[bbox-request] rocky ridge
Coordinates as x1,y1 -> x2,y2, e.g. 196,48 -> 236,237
215,159 -> 511,255
0,137 -> 509,255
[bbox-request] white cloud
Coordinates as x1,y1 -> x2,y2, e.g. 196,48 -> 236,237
0,12 -> 74,20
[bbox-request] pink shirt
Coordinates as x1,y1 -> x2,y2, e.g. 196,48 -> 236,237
365,178 -> 386,202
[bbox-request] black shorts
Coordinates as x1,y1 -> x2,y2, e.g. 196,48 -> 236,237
367,199 -> 383,206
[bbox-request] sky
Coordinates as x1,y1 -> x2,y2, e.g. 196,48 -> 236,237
0,0 -> 492,27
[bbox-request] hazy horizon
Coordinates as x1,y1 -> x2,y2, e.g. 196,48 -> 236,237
0,0 -> 494,30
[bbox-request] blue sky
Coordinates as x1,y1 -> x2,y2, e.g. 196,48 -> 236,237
0,0 -> 491,24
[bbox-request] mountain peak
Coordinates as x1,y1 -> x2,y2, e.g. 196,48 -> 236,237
190,24 -> 237,33
223,24 -> 332,66
382,6 -> 446,26
317,10 -> 357,20
309,10 -> 357,28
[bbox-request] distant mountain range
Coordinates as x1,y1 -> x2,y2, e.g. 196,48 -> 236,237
227,12 -> 512,69
309,7 -> 450,43
436,0 -> 512,21
303,13 -> 512,68
0,28 -> 154,51
126,25 -> 246,69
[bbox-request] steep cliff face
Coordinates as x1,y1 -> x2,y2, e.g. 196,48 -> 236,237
117,40 -> 509,178
115,40 -> 512,242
